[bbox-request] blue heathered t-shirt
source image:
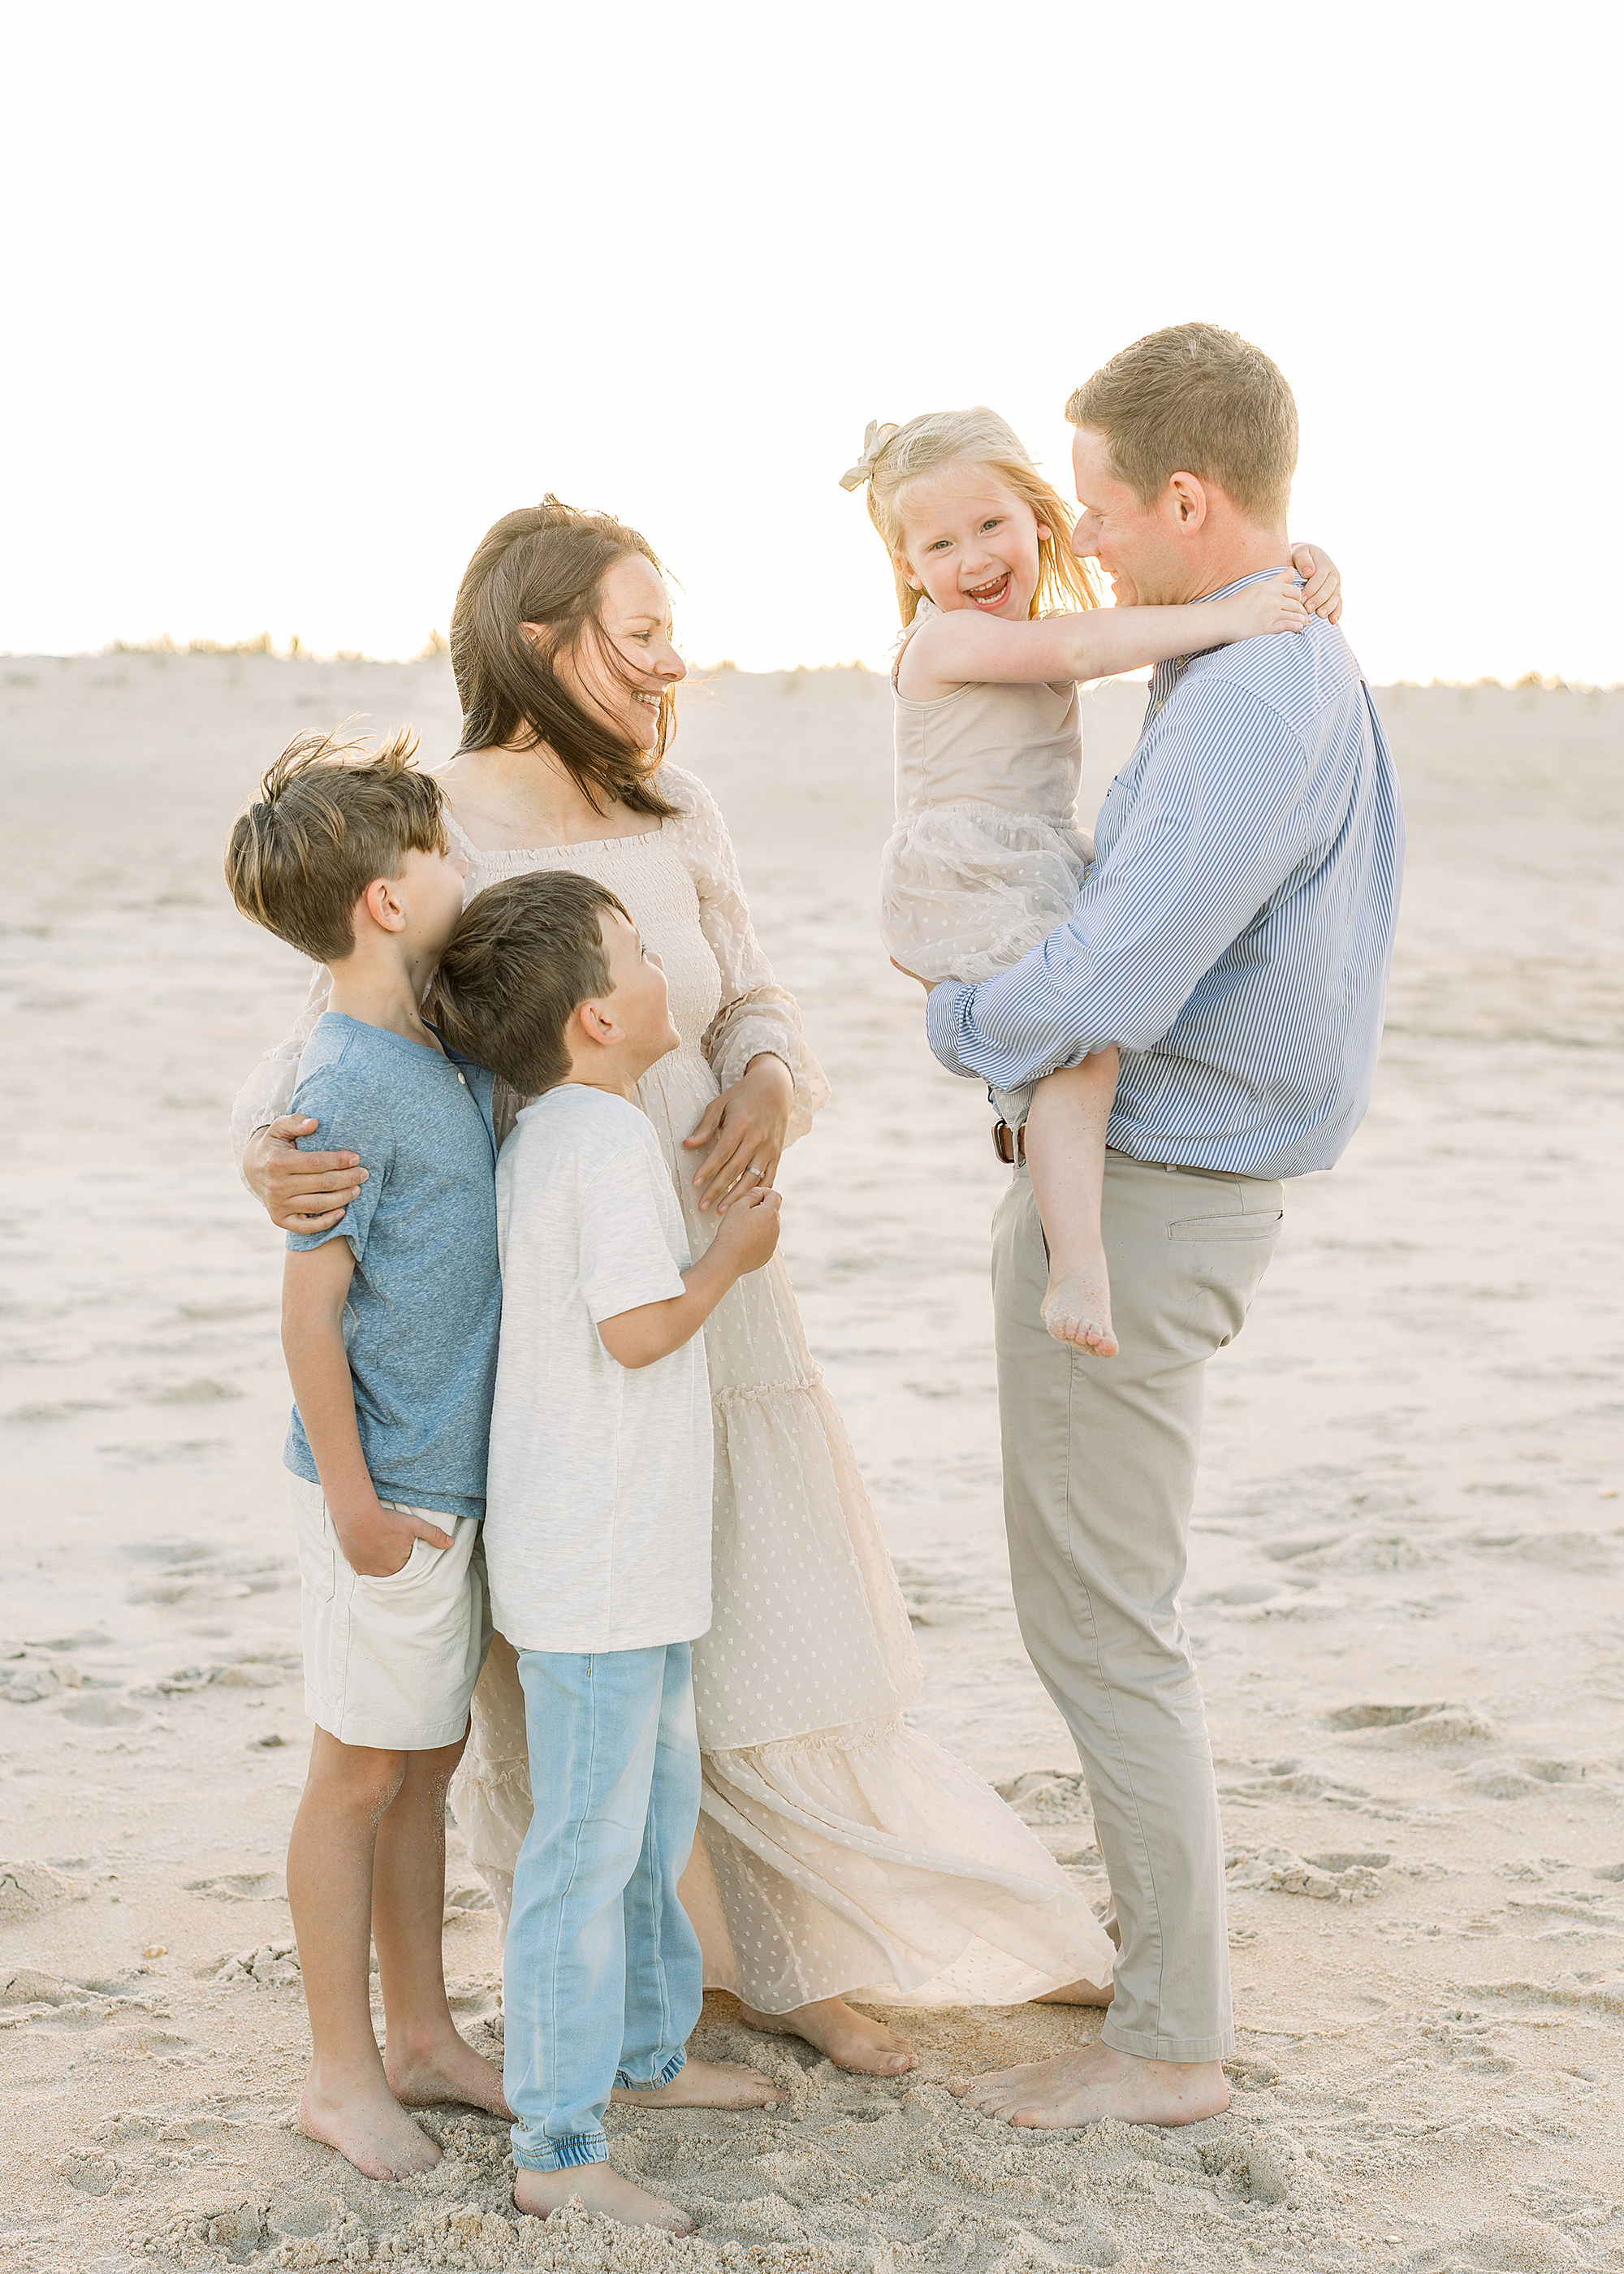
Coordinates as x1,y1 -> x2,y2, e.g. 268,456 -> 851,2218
283,1014 -> 499,1521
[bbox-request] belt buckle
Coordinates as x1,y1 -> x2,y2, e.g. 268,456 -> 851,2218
992,1118 -> 1025,1166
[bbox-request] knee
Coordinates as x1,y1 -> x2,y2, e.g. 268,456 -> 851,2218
316,1744 -> 408,1820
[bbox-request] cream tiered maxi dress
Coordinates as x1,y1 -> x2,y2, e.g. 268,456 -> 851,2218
232,762 -> 1115,2012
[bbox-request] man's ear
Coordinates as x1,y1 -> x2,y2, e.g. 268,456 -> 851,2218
1166,473 -> 1210,533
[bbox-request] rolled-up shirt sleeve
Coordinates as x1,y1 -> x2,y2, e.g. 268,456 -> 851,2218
926,681 -> 1313,1090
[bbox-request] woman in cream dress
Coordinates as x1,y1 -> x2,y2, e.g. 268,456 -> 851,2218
236,499 -> 1115,2076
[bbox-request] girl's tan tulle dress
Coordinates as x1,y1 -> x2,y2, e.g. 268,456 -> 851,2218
232,762 -> 1114,2010
879,600 -> 1094,988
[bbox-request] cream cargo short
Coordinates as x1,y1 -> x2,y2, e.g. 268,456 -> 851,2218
287,1474 -> 493,1751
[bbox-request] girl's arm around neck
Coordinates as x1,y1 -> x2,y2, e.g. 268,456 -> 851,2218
900,570 -> 1308,695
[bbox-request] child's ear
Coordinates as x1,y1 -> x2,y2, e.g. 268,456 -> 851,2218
892,551 -> 923,593
577,995 -> 619,1048
358,876 -> 408,936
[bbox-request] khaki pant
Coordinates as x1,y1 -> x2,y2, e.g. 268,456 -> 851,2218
991,1150 -> 1282,2060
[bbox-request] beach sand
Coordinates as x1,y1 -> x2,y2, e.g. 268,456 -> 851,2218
2,655 -> 1621,2273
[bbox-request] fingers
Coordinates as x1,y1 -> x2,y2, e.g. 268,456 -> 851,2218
274,1206 -> 348,1235
411,1516 -> 456,1553
276,1152 -> 365,1177
693,1126 -> 754,1207
681,1100 -> 725,1151
266,1115 -> 325,1140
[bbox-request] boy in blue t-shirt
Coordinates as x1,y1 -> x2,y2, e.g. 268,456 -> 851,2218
226,731 -> 506,2181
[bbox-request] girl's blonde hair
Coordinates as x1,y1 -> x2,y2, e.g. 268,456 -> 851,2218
840,408 -> 1100,627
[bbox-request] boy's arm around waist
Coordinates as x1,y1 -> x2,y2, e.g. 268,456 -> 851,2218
281,1236 -> 454,1575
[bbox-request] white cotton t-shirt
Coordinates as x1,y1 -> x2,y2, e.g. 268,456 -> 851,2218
485,1083 -> 714,1654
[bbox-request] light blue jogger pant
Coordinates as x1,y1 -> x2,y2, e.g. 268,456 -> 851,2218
504,1641 -> 704,2172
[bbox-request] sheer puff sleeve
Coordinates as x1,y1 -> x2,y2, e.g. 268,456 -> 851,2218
662,764 -> 831,1146
229,959 -> 332,1178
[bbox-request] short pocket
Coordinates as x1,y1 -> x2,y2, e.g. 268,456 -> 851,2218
361,1534 -> 449,1588
1167,1209 -> 1284,1243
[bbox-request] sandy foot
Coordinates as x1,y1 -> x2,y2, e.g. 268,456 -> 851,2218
385,2030 -> 512,2118
512,2164 -> 692,2234
297,2073 -> 442,2180
740,1995 -> 917,2076
1041,1269 -> 1118,1355
611,2055 -> 783,2108
952,2042 -> 1229,2129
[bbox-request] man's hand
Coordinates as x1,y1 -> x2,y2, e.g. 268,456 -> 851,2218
245,1115 -> 367,1234
329,1493 -> 453,1579
683,1053 -> 793,1213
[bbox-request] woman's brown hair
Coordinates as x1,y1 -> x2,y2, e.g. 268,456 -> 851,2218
450,496 -> 680,819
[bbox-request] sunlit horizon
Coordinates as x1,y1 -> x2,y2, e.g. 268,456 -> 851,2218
3,3 -> 1617,690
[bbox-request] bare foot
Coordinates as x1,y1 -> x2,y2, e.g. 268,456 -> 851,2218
611,2055 -> 782,2108
1042,1268 -> 1118,1355
298,2070 -> 442,2181
513,2161 -> 691,2234
1033,1977 -> 1113,2008
385,2026 -> 512,2118
951,2042 -> 1228,2129
739,1995 -> 916,2077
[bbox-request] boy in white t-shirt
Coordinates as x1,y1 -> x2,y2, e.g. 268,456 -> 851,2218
434,871 -> 784,2236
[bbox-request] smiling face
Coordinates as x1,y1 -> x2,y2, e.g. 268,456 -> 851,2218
892,465 -> 1049,622
1070,426 -> 1197,608
553,551 -> 686,750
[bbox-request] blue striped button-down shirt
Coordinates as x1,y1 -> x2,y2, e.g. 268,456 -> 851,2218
925,572 -> 1405,1179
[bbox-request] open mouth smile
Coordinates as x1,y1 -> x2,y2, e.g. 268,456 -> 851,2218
963,573 -> 1011,610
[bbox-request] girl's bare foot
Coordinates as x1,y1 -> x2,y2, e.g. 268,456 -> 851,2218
385,2026 -> 512,2117
298,2071 -> 442,2181
1034,1977 -> 1113,2008
513,2162 -> 692,2233
611,2056 -> 782,2108
1041,1266 -> 1117,1355
739,1995 -> 916,2077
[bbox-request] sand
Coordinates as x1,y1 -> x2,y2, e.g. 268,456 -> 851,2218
1,654 -> 1622,2274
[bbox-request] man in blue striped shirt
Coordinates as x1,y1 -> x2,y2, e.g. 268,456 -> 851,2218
931,326 -> 1403,2133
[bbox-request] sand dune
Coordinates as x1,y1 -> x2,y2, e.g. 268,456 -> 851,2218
2,655 -> 1621,2272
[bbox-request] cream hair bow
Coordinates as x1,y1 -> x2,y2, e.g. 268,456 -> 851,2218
839,420 -> 901,492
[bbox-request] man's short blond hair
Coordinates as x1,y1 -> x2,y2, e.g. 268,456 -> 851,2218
224,730 -> 447,965
1065,323 -> 1298,529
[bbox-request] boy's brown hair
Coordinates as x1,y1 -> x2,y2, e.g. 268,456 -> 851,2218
433,871 -> 631,1098
1065,322 -> 1298,529
224,731 -> 447,965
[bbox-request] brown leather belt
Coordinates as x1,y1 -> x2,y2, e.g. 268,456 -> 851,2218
992,1121 -> 1259,1184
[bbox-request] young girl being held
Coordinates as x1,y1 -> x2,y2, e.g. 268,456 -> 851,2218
842,409 -> 1340,1354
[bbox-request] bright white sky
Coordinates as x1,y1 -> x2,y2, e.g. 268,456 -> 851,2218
2,2 -> 1618,684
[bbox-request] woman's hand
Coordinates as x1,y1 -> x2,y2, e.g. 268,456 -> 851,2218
244,1116 -> 367,1234
683,1053 -> 793,1213
1290,543 -> 1342,623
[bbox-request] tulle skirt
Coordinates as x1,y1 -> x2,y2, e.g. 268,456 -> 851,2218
879,802 -> 1092,985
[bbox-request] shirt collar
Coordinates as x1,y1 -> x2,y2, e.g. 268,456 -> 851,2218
1189,564 -> 1293,607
